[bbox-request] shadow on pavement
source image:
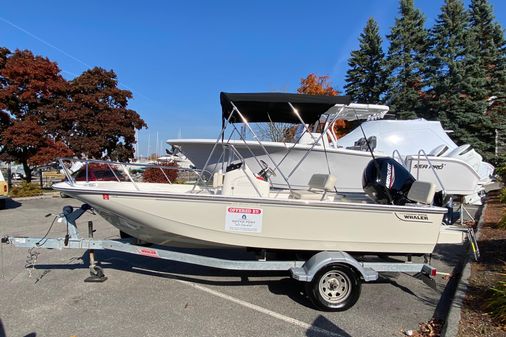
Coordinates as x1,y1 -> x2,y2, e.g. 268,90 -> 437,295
33,249 -> 318,309
2,199 -> 22,210
0,319 -> 5,337
307,315 -> 352,337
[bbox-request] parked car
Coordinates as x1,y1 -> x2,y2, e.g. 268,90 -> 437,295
72,164 -> 127,182
11,172 -> 24,180
0,170 -> 8,209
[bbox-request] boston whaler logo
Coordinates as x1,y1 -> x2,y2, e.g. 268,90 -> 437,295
395,212 -> 430,223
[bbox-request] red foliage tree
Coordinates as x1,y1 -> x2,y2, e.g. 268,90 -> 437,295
60,67 -> 146,161
0,49 -> 73,181
0,49 -> 146,181
142,161 -> 178,183
297,74 -> 353,139
297,73 -> 340,96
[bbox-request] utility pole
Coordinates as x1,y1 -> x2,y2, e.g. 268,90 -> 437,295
147,133 -> 151,160
495,129 -> 499,158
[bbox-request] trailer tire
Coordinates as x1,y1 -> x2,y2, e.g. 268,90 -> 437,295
305,263 -> 361,311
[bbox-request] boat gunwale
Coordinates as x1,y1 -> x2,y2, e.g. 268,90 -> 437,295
53,183 -> 448,215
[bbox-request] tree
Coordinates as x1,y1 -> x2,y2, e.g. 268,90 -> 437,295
384,0 -> 430,119
0,49 -> 73,182
297,73 -> 339,96
469,0 -> 506,161
253,73 -> 340,142
344,18 -> 386,104
142,161 -> 178,183
426,0 -> 493,158
61,67 -> 146,161
469,0 -> 506,94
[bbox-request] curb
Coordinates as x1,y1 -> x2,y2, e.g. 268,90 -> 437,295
442,204 -> 486,337
10,193 -> 61,201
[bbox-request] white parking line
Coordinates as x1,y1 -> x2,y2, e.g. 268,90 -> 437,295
176,279 -> 345,337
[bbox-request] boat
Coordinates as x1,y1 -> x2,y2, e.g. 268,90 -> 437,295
337,119 -> 495,199
52,92 -> 464,255
169,94 -> 493,203
158,145 -> 195,169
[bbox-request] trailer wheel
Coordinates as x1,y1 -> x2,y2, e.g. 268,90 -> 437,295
305,264 -> 361,311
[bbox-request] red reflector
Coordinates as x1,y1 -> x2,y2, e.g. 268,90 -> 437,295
431,268 -> 437,277
102,194 -> 109,200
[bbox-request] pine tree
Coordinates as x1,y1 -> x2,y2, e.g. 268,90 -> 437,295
427,0 -> 492,158
469,0 -> 506,161
384,0 -> 429,119
469,0 -> 506,94
344,18 -> 386,104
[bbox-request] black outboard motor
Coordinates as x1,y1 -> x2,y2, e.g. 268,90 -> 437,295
362,158 -> 416,205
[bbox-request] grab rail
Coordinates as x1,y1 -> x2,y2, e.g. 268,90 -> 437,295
391,149 -> 447,198
57,158 -> 204,192
415,149 -> 446,196
391,150 -> 404,165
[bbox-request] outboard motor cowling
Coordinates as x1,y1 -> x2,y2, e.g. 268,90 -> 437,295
362,158 -> 416,205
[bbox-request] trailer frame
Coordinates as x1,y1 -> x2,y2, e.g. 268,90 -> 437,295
1,204 -> 442,311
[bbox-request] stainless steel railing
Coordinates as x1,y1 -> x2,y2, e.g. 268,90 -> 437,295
58,158 -> 208,192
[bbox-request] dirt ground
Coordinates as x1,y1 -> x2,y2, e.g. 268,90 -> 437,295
457,190 -> 506,337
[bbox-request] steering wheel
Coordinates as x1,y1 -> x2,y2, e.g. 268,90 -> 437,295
258,159 -> 277,178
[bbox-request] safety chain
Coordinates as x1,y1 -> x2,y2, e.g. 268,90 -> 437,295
25,247 -> 40,279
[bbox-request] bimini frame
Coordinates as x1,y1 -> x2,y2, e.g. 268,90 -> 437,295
192,93 -> 388,196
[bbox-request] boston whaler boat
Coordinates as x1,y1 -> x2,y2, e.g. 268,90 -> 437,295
2,92 -> 477,311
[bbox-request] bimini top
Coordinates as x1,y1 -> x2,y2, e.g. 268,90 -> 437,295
220,92 -> 352,124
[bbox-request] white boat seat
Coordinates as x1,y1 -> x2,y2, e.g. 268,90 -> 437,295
429,144 -> 450,157
407,181 -> 436,204
290,174 -> 336,200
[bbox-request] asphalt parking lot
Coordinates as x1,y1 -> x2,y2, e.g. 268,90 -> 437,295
0,197 -> 474,337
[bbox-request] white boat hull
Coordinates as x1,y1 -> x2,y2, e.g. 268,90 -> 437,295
54,181 -> 447,254
169,139 -> 487,196
169,139 -> 383,192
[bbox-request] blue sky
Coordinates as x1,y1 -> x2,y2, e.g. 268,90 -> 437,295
2,0 -> 505,156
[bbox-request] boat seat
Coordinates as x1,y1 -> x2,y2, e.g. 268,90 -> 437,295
407,181 -> 436,204
212,172 -> 225,188
290,174 -> 336,200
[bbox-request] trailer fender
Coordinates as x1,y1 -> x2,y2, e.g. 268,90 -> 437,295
290,251 -> 378,282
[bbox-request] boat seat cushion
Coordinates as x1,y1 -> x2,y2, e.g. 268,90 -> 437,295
290,190 -> 326,200
307,174 -> 337,191
290,174 -> 336,200
408,181 -> 436,204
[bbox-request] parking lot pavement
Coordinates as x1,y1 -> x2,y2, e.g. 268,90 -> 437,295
0,198 -> 472,337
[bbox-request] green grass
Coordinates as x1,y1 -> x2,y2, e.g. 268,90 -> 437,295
486,276 -> 506,325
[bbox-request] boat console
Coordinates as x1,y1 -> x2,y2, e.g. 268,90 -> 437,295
221,162 -> 270,197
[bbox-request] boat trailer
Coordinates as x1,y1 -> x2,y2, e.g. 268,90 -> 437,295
1,204 -> 465,311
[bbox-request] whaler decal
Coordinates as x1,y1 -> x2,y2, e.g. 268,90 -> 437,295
395,212 -> 431,223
